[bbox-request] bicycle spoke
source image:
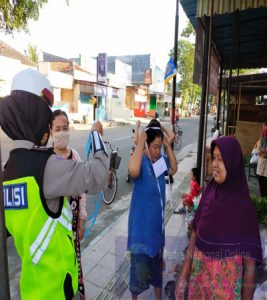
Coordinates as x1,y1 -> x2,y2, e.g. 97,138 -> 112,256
103,171 -> 117,204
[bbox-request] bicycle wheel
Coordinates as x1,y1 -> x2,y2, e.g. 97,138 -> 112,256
174,136 -> 182,150
103,170 -> 117,204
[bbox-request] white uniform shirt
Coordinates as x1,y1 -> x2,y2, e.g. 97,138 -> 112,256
256,140 -> 267,177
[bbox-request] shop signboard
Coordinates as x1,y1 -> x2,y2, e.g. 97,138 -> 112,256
94,84 -> 107,97
137,85 -> 148,96
97,53 -> 107,84
164,95 -> 172,103
112,88 -> 119,98
80,83 -> 94,94
135,94 -> 147,102
144,69 -> 152,85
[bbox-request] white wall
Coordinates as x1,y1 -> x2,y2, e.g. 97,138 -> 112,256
107,88 -> 132,120
48,70 -> 73,89
149,65 -> 165,94
74,69 -> 96,82
0,56 -> 36,97
106,59 -> 133,120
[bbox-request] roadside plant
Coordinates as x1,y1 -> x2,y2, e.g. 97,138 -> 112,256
250,194 -> 267,225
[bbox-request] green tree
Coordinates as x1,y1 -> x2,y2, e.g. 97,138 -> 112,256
225,68 -> 258,76
0,1 -> 47,33
181,21 -> 194,39
27,44 -> 39,63
170,21 -> 201,115
0,0 -> 68,33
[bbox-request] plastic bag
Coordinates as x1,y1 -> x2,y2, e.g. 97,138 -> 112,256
253,281 -> 267,300
212,129 -> 220,140
193,194 -> 201,211
250,151 -> 259,164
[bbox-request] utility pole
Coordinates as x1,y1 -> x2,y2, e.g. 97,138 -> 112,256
172,0 -> 179,130
0,141 -> 11,299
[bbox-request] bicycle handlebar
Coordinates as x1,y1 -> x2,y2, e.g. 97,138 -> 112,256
104,141 -> 118,152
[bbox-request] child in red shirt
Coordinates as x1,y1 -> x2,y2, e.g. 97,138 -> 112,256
176,168 -> 201,214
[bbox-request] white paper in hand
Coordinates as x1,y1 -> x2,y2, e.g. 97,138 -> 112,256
152,157 -> 167,178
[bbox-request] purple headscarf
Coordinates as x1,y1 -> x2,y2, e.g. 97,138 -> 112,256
192,136 -> 262,262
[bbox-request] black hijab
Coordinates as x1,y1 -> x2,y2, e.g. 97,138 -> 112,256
0,90 -> 53,146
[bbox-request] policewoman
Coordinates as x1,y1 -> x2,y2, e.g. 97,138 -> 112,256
0,69 -> 108,300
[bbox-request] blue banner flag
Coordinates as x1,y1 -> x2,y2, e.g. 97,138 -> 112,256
164,58 -> 177,84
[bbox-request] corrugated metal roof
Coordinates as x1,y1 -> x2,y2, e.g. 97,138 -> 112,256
181,0 -> 267,27
197,0 -> 267,17
212,7 -> 267,68
221,72 -> 267,95
180,1 -> 267,69
42,52 -> 71,63
180,0 -> 198,28
0,41 -> 35,67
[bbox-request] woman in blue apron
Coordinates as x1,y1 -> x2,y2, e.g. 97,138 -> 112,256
127,119 -> 177,300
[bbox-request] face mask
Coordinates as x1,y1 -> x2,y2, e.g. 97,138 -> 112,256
52,131 -> 70,150
263,129 -> 267,137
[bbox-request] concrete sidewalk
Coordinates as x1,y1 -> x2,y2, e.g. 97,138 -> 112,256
8,126 -> 266,299
80,141 -> 267,300
80,143 -> 198,300
7,116 -> 190,300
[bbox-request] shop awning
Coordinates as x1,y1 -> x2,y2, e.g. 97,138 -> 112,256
221,72 -> 267,95
181,0 -> 267,24
180,0 -> 267,69
197,0 -> 267,16
180,0 -> 198,27
212,7 -> 267,69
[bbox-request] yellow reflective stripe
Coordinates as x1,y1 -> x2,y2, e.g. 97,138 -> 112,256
32,221 -> 57,265
30,217 -> 54,257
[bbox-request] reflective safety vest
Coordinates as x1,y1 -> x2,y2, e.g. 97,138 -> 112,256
3,148 -> 78,300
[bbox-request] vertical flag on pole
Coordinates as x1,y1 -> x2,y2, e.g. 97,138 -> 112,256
164,57 -> 177,85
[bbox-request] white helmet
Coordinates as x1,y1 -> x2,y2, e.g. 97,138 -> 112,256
11,68 -> 54,106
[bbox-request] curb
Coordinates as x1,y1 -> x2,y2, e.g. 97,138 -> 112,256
71,117 -> 173,131
90,143 -> 198,299
71,120 -> 130,131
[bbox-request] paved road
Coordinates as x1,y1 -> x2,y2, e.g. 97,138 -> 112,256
80,117 -> 203,250
1,116 -> 213,296
1,116 -> 212,247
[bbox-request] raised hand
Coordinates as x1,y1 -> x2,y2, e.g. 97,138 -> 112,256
136,120 -> 141,129
91,121 -> 103,136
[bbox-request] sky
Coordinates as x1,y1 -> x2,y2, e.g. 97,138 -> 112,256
0,0 -> 189,71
